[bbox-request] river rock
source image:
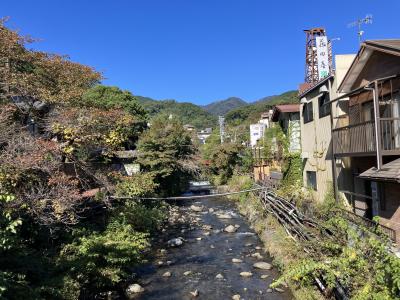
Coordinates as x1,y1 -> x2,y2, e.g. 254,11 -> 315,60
239,271 -> 253,277
210,245 -> 215,249
232,295 -> 240,300
245,243 -> 253,247
209,208 -> 214,213
159,249 -> 167,254
190,289 -> 199,297
162,271 -> 171,277
224,225 -> 238,233
275,287 -> 285,293
234,224 -> 240,228
202,224 -> 213,230
203,231 -> 210,236
253,262 -> 273,270
267,288 -> 273,293
196,237 -> 202,241
167,237 -> 184,247
232,258 -> 243,263
251,252 -> 263,259
183,271 -> 192,276
215,273 -> 224,279
260,274 -> 270,279
217,213 -> 232,219
255,246 -> 262,250
126,284 -> 144,295
190,205 -> 203,212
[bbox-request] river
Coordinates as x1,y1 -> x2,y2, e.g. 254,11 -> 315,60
130,196 -> 293,300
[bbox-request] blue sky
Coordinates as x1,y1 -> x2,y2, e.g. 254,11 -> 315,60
1,1 -> 399,105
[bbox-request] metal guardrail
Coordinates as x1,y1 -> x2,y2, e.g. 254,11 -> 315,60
340,208 -> 397,243
339,190 -> 397,242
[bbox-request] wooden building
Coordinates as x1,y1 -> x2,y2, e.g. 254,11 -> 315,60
331,40 -> 400,244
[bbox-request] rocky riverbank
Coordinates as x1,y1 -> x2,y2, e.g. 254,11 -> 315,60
220,183 -> 324,300
127,196 -> 293,300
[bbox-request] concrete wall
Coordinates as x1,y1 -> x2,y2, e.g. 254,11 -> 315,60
299,54 -> 355,202
300,78 -> 338,202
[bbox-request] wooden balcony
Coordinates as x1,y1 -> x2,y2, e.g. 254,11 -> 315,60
333,118 -> 400,156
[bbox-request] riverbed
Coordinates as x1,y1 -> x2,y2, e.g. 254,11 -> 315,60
131,196 -> 293,300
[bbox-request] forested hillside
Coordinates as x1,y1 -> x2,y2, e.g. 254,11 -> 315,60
136,96 -> 217,129
202,96 -> 247,116
134,91 -> 297,130
225,90 -> 298,124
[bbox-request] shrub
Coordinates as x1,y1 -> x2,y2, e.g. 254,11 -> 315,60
115,173 -> 158,198
59,220 -> 149,294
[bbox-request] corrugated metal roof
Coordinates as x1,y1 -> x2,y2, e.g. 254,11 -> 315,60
358,158 -> 400,182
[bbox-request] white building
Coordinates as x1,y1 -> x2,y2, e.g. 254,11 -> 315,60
250,123 -> 266,147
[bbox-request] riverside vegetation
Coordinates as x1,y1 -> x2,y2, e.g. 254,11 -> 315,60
0,19 -> 198,299
202,114 -> 400,299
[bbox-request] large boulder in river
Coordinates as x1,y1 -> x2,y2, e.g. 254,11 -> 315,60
253,262 -> 273,270
224,225 -> 238,233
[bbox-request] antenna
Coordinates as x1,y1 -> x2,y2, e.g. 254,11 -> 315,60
348,14 -> 373,45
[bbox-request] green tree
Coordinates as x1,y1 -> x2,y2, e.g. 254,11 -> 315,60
137,116 -> 198,195
80,85 -> 147,117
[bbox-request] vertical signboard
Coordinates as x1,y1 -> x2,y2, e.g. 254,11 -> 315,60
316,36 -> 329,80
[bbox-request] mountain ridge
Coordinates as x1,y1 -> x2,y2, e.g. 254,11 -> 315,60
202,97 -> 247,116
135,90 -> 298,128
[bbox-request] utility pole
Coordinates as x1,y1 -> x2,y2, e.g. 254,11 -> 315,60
348,14 -> 373,45
218,115 -> 225,144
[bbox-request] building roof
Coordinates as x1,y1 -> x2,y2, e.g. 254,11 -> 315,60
338,39 -> 400,93
364,39 -> 400,53
271,104 -> 300,121
298,75 -> 334,98
358,158 -> 400,182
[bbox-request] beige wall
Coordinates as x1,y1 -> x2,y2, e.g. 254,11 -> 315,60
300,80 -> 334,202
300,55 -> 355,202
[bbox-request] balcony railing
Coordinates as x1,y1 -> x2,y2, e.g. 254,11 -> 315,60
333,121 -> 376,155
333,118 -> 400,156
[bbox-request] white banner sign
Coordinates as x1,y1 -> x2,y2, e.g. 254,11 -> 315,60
316,36 -> 329,80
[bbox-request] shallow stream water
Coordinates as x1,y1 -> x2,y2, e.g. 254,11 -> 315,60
131,196 -> 293,300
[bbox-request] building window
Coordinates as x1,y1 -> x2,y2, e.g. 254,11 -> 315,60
318,92 -> 331,118
306,171 -> 317,191
303,102 -> 313,124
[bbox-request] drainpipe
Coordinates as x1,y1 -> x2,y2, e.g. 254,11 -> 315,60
365,81 -> 383,170
328,78 -> 339,203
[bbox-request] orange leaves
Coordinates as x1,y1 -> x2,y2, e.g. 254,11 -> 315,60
0,19 -> 102,103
